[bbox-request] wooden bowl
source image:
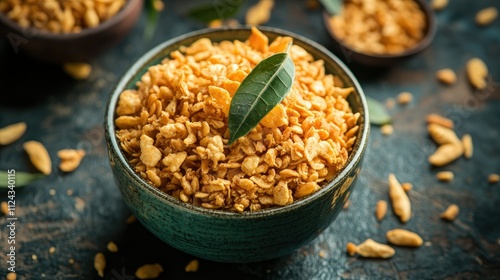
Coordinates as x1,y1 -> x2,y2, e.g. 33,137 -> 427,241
0,0 -> 143,64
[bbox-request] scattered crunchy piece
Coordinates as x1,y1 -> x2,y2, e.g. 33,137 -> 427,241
69,258 -> 75,264
343,199 -> 350,209
427,124 -> 463,166
58,149 -> 86,172
428,123 -> 460,145
380,124 -> 394,136
152,0 -> 164,12
32,254 -> 38,261
0,0 -> 126,33
386,229 -> 423,247
94,252 -> 106,277
107,242 -> 119,253
1,201 -> 8,215
441,204 -> 459,221
135,263 -> 164,279
49,189 -> 56,196
75,197 -> 86,211
375,200 -> 387,222
208,19 -> 239,28
346,242 -> 357,256
476,7 -> 498,26
402,182 -> 413,192
426,114 -> 454,129
246,0 -> 274,25
397,92 -> 413,105
488,174 -> 500,184
49,247 -> 56,254
185,259 -> 199,272
126,215 -> 137,224
356,239 -> 395,258
328,0 -> 427,55
436,171 -> 454,182
435,68 -> 456,85
6,272 -> 16,280
23,140 -> 52,175
388,173 -> 411,223
67,189 -> 74,196
462,134 -> 473,159
432,0 -> 448,11
0,122 -> 26,145
63,63 -> 92,80
318,249 -> 327,258
385,98 -> 395,109
466,58 -> 488,90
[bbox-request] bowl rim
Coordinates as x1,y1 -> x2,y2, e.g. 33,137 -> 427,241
105,26 -> 370,219
0,0 -> 142,40
323,0 -> 437,59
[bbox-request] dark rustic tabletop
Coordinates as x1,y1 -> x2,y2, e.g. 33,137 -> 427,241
1,0 -> 499,279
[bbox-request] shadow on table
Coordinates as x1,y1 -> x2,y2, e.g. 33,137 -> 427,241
0,39 -> 75,107
108,220 -> 287,280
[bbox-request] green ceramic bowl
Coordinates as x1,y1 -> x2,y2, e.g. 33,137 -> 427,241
105,27 -> 369,263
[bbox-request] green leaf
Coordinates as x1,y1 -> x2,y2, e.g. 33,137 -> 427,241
144,0 -> 159,40
228,49 -> 296,145
186,0 -> 245,23
319,0 -> 342,15
366,96 -> 391,125
0,171 -> 45,188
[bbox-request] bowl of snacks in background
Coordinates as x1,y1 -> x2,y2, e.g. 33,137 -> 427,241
105,26 -> 370,262
0,0 -> 143,64
323,0 -> 437,67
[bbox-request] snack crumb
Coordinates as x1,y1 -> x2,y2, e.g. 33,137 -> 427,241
476,7 -> 498,26
67,189 -> 74,196
63,63 -> 92,80
375,200 -> 387,222
385,98 -> 395,109
185,259 -> 199,272
441,204 -> 459,221
432,0 -> 448,11
94,252 -> 106,278
402,182 -> 413,192
49,247 -> 56,254
343,199 -> 350,209
436,68 -> 456,85
346,242 -> 357,256
397,92 -> 413,105
49,189 -> 56,196
318,249 -> 328,258
32,254 -> 38,261
424,241 -> 432,247
126,215 -> 137,224
69,258 -> 75,264
6,272 -> 16,280
489,174 -> 500,184
135,263 -> 164,279
380,124 -> 394,136
436,171 -> 454,182
1,201 -> 8,216
107,242 -> 119,253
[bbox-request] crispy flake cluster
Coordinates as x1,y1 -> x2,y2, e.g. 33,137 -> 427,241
115,27 -> 359,212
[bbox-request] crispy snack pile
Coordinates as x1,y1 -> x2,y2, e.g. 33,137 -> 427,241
115,27 -> 359,212
329,0 -> 427,55
0,0 -> 126,33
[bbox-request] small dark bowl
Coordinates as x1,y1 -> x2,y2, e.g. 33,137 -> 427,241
105,27 -> 370,263
323,0 -> 436,67
0,0 -> 143,64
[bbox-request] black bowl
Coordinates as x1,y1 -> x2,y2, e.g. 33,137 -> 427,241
0,0 -> 143,64
323,0 -> 437,68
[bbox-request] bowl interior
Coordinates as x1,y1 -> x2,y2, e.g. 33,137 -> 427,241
106,26 -> 370,218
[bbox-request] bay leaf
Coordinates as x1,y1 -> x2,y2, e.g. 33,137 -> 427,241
319,0 -> 342,15
0,170 -> 45,188
186,1 -> 245,23
366,96 -> 391,125
228,49 -> 295,145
